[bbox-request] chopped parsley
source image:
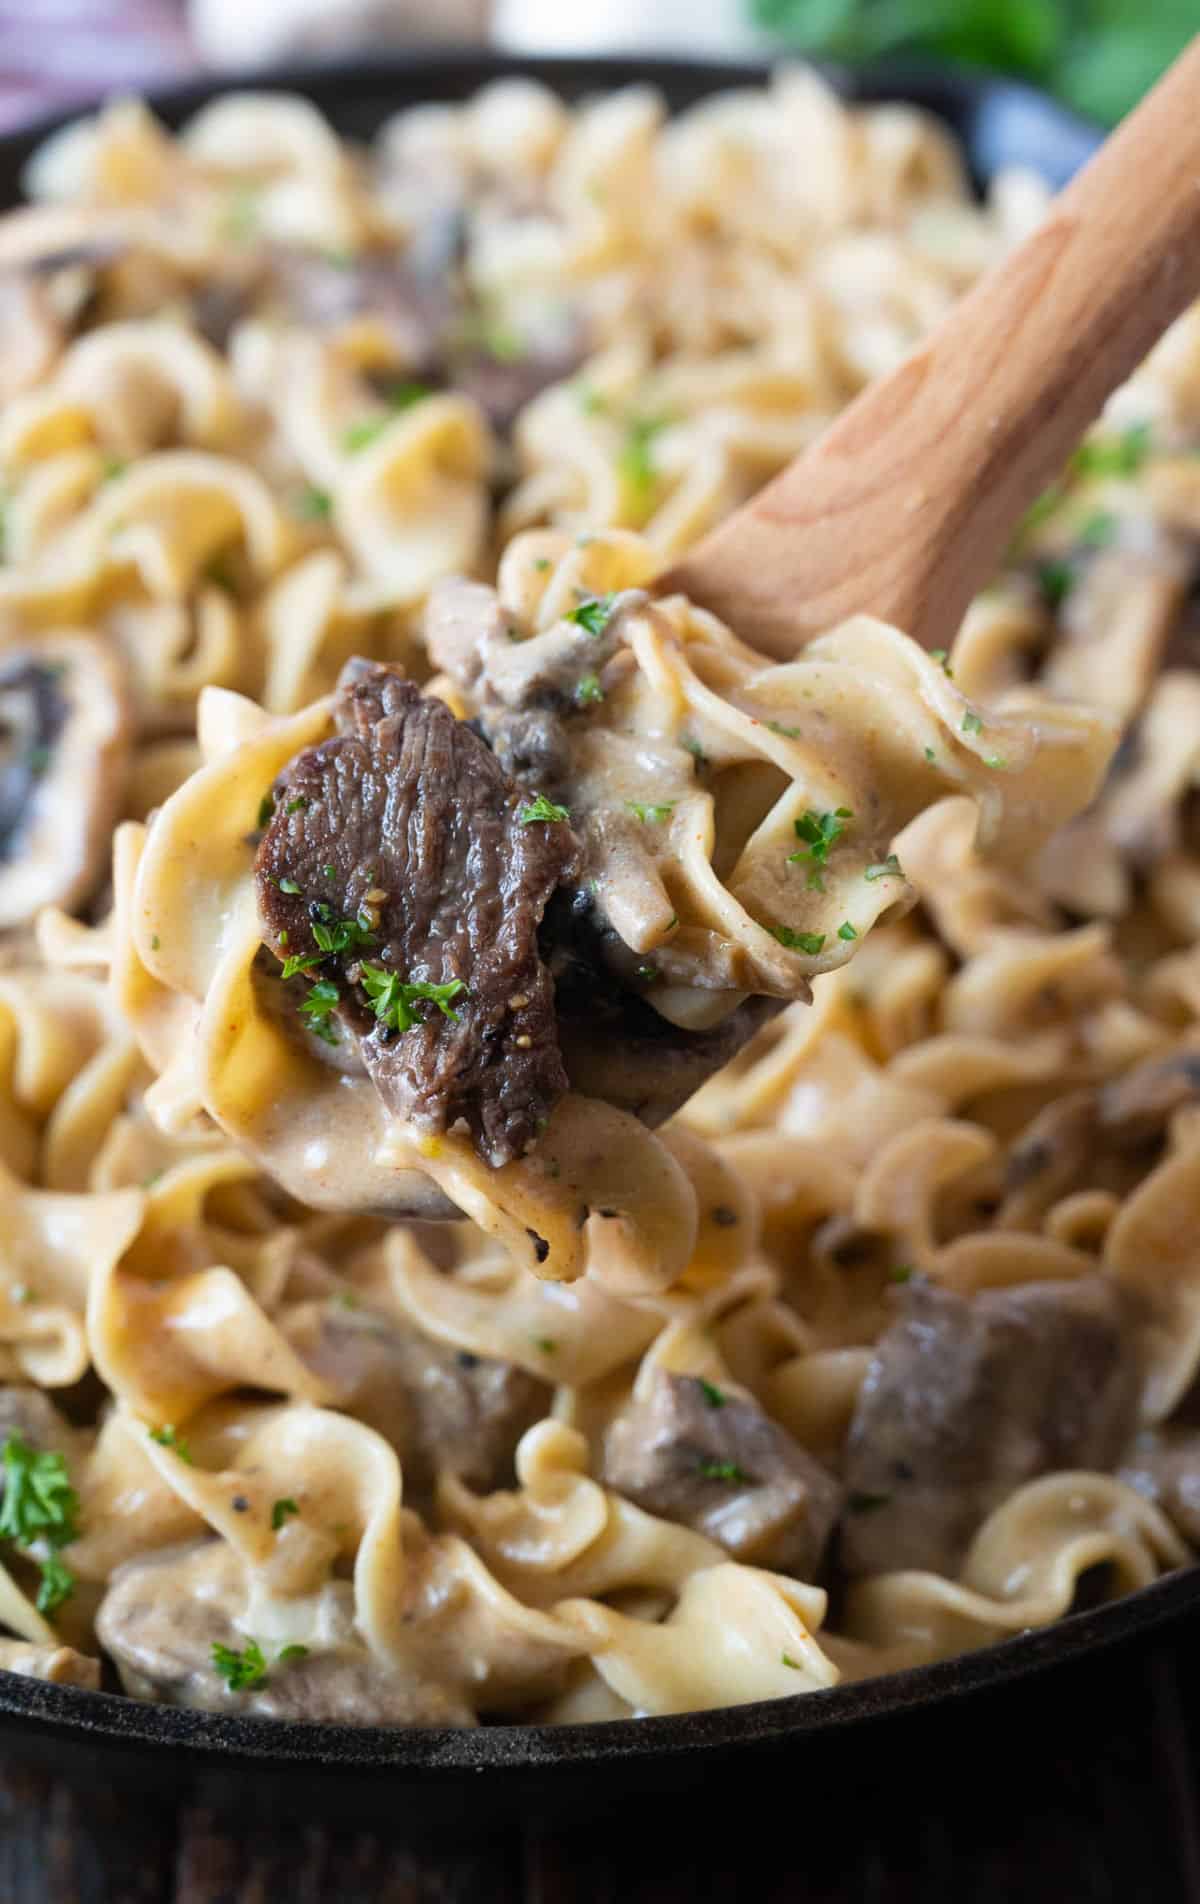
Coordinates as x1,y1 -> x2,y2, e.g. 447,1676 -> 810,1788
680,735 -> 709,768
271,1498 -> 300,1532
929,648 -> 953,677
985,753 -> 1008,770
532,1336 -> 558,1356
150,935 -> 160,951
766,720 -> 802,738
961,711 -> 983,736
890,1264 -> 914,1284
281,912 -> 376,980
575,672 -> 604,706
848,1492 -> 892,1513
635,964 -> 659,983
147,1424 -> 193,1464
837,920 -> 858,941
697,1378 -> 726,1409
299,979 -> 341,1043
277,1644 -> 309,1666
533,557 -> 553,572
566,592 -> 616,637
211,1638 -> 269,1693
518,793 -> 571,824
626,800 -> 675,824
36,1554 -> 75,1615
292,485 -> 332,521
924,746 -> 937,763
618,414 -> 668,499
257,790 -> 275,828
285,796 -> 309,815
0,1438 -> 79,1550
788,807 -> 852,887
771,926 -> 825,955
101,455 -> 127,483
781,1653 -> 802,1670
864,855 -> 903,882
576,383 -> 609,416
1071,423 -> 1151,479
1037,559 -> 1075,609
276,876 -> 302,895
341,382 -> 431,452
697,1458 -> 748,1484
1078,510 -> 1117,548
360,966 -> 466,1034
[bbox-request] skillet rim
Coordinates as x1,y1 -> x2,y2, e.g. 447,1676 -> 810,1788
0,45 -> 1173,1779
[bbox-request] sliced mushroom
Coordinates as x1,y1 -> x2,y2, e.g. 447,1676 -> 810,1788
0,635 -> 131,931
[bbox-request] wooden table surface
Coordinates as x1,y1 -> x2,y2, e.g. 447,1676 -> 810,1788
1,1608 -> 1198,1902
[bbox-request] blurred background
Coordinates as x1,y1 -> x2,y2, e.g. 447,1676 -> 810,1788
0,0 -> 1192,132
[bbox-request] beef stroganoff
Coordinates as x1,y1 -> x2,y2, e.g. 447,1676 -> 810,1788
0,70 -> 1192,1723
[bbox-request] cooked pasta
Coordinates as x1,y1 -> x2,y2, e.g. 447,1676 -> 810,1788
0,68 -> 1194,1728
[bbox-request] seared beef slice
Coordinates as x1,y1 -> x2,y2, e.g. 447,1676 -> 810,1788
603,1370 -> 842,1579
256,663 -> 577,1165
841,1277 -> 1140,1578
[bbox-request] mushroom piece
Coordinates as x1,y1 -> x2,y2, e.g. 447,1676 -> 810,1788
0,635 -> 131,931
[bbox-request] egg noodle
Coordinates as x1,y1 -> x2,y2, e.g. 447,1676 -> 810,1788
0,70 -> 1191,1725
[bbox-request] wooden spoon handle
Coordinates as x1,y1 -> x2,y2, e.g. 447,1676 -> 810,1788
659,37 -> 1200,660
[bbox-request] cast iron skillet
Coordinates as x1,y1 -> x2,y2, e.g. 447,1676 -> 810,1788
0,47 -> 1191,1829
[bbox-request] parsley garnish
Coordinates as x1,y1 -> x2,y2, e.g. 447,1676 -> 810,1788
1078,510 -> 1117,547
771,926 -> 825,954
924,746 -> 937,763
360,966 -> 466,1034
781,1653 -> 802,1670
277,1644 -> 309,1666
890,1265 -> 914,1284
767,720 -> 802,738
271,1498 -> 300,1532
619,415 -> 668,499
341,382 -> 431,452
566,593 -> 616,637
533,557 -> 552,571
698,1378 -> 726,1409
285,796 -> 308,815
788,807 -> 852,887
211,1639 -> 269,1693
281,912 -> 375,980
929,648 -> 953,676
626,800 -> 675,824
961,711 -> 983,736
864,855 -> 903,882
148,1424 -> 193,1464
532,1336 -> 558,1355
698,1458 -> 748,1483
635,964 -> 658,983
277,875 -> 302,895
257,790 -> 275,828
300,979 -> 340,1043
292,485 -> 332,521
1071,424 -> 1151,479
0,1438 -> 79,1550
837,921 -> 858,941
36,1554 -> 75,1615
518,793 -> 570,823
681,735 -> 709,768
1037,559 -> 1075,609
575,673 -> 604,706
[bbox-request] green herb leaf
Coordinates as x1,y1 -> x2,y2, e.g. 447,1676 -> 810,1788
271,1498 -> 300,1532
0,1438 -> 79,1550
277,1644 -> 309,1665
36,1554 -> 75,1615
341,382 -> 431,453
697,1458 -> 748,1484
781,1653 -> 802,1670
864,855 -> 904,882
575,673 -> 604,706
360,965 -> 467,1034
292,485 -> 332,521
626,800 -> 675,825
518,793 -> 571,823
697,1378 -> 726,1409
788,807 -> 852,881
961,711 -> 984,736
890,1264 -> 914,1284
566,592 -> 616,637
771,926 -> 825,955
211,1638 -> 269,1693
618,414 -> 668,498
1070,422 -> 1152,479
1037,559 -> 1075,609
929,648 -> 953,677
148,1424 -> 193,1464
277,876 -> 302,895
837,920 -> 858,941
256,790 -> 275,829
766,720 -> 802,738
635,964 -> 658,983
1077,510 -> 1117,548
532,1336 -> 558,1355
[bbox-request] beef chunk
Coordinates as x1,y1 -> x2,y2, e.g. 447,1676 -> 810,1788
286,1304 -> 549,1501
603,1370 -> 842,1580
1120,1432 -> 1200,1547
842,1277 -> 1140,1578
255,662 -> 577,1166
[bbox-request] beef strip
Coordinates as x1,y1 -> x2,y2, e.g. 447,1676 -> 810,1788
285,1303 -> 549,1501
603,1369 -> 842,1580
841,1277 -> 1141,1578
255,662 -> 577,1166
1120,1432 -> 1200,1546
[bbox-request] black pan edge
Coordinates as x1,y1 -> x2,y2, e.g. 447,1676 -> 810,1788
0,49 -> 1136,1784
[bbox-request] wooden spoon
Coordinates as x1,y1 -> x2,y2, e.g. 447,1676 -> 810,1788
659,37 -> 1200,659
